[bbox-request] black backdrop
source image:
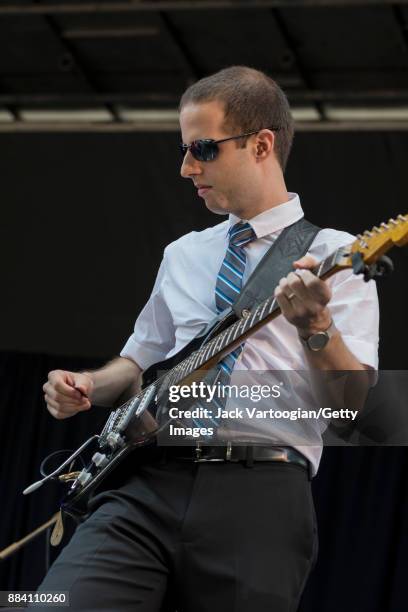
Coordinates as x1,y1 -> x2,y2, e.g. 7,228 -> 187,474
1,130 -> 407,363
1,130 -> 408,611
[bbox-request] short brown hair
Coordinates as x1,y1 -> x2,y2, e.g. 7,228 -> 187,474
179,66 -> 294,171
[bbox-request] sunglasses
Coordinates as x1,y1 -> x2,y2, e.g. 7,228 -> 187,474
179,127 -> 281,162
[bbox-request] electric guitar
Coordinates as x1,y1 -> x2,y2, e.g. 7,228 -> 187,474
23,215 -> 408,522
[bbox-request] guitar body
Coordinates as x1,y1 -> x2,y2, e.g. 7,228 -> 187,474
61,308 -> 237,522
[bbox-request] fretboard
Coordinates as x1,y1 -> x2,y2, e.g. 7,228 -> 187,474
159,244 -> 347,390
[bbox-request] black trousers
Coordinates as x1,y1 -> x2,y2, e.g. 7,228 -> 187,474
35,452 -> 318,612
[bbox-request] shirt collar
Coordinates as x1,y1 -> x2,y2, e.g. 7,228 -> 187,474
228,193 -> 304,239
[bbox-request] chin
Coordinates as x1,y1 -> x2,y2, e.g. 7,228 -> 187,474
204,196 -> 231,216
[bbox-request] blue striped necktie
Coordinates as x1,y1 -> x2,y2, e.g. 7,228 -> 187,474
190,221 -> 257,432
215,221 -> 257,376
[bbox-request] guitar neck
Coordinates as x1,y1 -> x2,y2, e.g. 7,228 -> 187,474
161,244 -> 348,389
108,213 -> 408,417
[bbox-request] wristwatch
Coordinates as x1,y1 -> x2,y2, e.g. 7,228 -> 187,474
298,320 -> 337,352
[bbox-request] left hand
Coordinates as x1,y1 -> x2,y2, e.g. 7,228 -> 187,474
274,255 -> 332,338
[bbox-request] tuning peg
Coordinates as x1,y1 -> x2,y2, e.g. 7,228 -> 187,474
363,255 -> 395,281
358,239 -> 369,248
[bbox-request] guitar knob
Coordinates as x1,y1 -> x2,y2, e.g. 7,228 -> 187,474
106,432 -> 125,449
77,469 -> 92,487
92,452 -> 109,468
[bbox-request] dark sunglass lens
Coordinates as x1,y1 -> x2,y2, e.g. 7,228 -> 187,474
190,141 -> 205,161
191,140 -> 218,162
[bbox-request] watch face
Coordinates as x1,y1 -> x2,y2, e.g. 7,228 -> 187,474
308,332 -> 329,351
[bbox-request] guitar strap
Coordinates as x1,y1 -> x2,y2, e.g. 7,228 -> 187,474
142,217 -> 321,384
232,217 -> 320,317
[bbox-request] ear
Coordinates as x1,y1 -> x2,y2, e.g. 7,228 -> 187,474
255,129 -> 275,159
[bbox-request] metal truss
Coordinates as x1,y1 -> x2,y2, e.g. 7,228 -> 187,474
1,2 -> 408,17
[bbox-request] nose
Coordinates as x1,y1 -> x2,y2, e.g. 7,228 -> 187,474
180,150 -> 202,179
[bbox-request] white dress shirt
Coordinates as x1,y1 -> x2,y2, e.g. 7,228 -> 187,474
121,193 -> 379,474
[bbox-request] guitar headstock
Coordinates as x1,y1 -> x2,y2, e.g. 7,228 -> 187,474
337,214 -> 408,269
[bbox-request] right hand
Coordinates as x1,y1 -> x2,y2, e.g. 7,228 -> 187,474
43,370 -> 94,420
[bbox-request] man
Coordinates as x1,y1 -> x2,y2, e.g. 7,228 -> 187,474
41,66 -> 379,611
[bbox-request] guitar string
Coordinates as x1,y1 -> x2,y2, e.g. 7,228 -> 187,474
110,246 -> 346,431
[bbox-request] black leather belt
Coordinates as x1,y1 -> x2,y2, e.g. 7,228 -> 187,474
163,444 -> 309,473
